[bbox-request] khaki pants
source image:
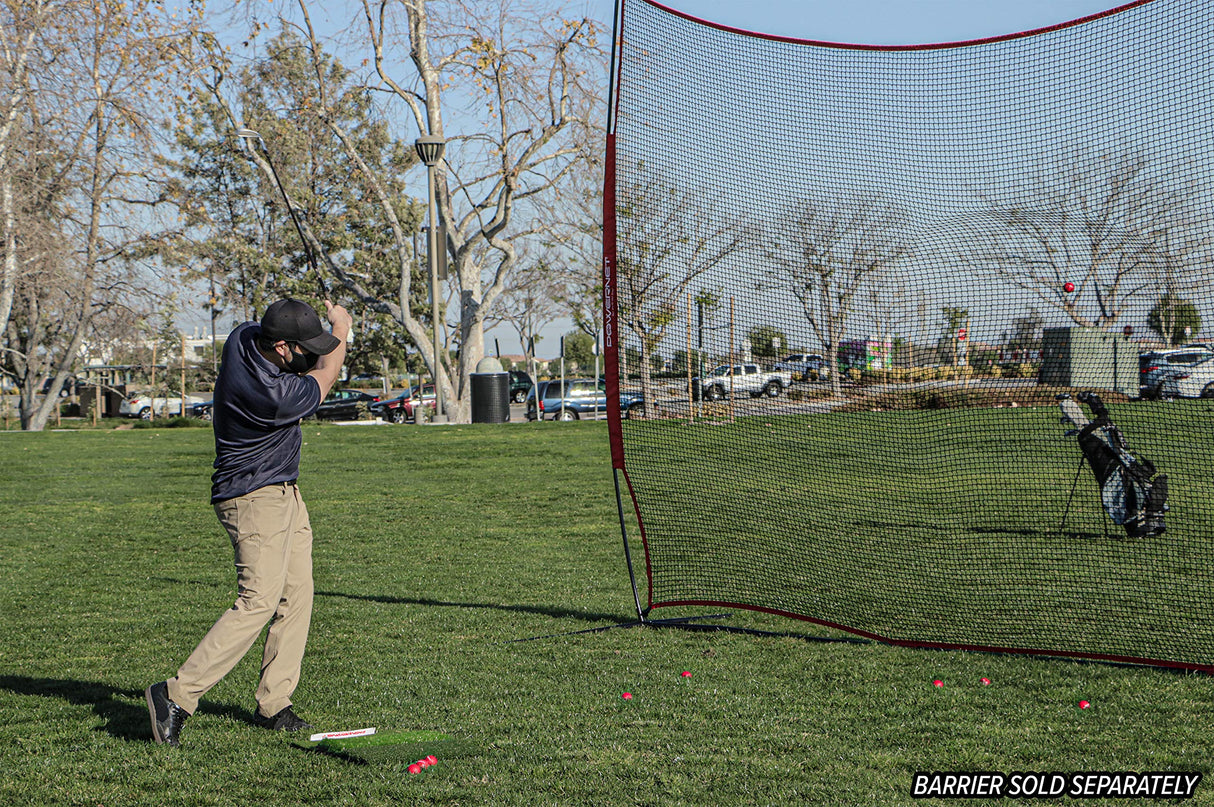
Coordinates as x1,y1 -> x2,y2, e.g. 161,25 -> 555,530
167,481 -> 314,717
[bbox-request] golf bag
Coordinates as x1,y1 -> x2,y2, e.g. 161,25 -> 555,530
1059,392 -> 1168,538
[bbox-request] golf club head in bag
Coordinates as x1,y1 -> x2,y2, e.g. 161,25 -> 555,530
1059,392 -> 1168,538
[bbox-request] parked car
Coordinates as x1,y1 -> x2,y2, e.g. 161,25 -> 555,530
41,375 -> 79,397
120,393 -> 207,419
772,354 -> 829,380
695,364 -> 794,401
189,400 -> 214,421
509,369 -> 534,404
312,389 -> 381,420
370,384 -> 436,423
525,378 -> 644,421
369,389 -> 411,423
1158,356 -> 1214,399
1139,347 -> 1214,399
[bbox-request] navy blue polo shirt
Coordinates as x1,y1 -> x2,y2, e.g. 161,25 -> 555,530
210,322 -> 323,503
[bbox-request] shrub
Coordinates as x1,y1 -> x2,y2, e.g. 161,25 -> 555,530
131,416 -> 209,429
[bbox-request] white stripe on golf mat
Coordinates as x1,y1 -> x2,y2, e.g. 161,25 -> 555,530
310,727 -> 376,742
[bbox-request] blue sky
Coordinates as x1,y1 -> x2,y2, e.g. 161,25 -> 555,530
583,0 -> 1126,45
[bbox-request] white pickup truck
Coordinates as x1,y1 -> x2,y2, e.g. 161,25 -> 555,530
119,393 -> 207,419
697,363 -> 794,401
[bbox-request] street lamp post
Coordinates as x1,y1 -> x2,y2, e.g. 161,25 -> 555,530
415,135 -> 447,423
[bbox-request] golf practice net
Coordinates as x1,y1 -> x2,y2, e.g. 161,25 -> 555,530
603,0 -> 1214,671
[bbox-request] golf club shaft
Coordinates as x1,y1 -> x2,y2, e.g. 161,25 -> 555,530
258,146 -> 323,291
241,128 -> 351,342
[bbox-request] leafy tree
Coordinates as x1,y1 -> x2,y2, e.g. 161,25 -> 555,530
560,330 -> 595,373
168,29 -> 423,359
623,345 -> 642,380
670,349 -> 710,375
1147,294 -> 1201,347
746,325 -> 789,360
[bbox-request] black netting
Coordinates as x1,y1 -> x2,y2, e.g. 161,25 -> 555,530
604,0 -> 1214,670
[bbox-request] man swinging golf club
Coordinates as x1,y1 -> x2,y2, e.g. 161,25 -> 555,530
146,297 -> 352,746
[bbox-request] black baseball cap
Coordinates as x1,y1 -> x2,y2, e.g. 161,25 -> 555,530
260,299 -> 341,355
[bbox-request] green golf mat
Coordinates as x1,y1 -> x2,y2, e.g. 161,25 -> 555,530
303,729 -> 478,764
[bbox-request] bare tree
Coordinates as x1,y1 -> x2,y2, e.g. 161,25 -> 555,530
492,252 -> 566,385
975,148 -> 1207,329
616,169 -> 747,415
1,0 -> 202,430
546,162 -> 604,378
763,196 -> 910,397
0,0 -> 57,343
199,0 -> 604,422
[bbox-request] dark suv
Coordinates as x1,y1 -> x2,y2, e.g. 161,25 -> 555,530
509,370 -> 534,404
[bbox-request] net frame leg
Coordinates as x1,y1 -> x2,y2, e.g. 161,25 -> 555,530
614,467 -> 646,625
1059,455 -> 1087,533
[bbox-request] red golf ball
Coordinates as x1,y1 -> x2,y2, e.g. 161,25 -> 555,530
408,763 -> 422,775
426,755 -> 437,765
933,679 -> 943,688
1079,700 -> 1090,709
980,678 -> 991,686
621,692 -> 633,700
1064,282 -> 1075,292
681,671 -> 692,678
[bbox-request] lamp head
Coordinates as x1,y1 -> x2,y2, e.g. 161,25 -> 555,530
414,135 -> 446,167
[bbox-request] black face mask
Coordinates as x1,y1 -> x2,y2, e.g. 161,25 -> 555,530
285,344 -> 319,374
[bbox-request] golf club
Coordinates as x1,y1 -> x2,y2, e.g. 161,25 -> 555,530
236,127 -> 352,344
234,127 -> 327,298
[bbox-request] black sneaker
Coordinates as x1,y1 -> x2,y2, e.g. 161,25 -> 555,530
255,705 -> 313,732
145,681 -> 189,746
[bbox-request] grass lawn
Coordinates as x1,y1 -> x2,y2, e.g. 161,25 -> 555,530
0,420 -> 1212,806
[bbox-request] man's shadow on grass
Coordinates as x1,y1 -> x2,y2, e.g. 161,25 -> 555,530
316,590 -> 627,624
151,579 -> 627,625
0,676 -> 254,743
